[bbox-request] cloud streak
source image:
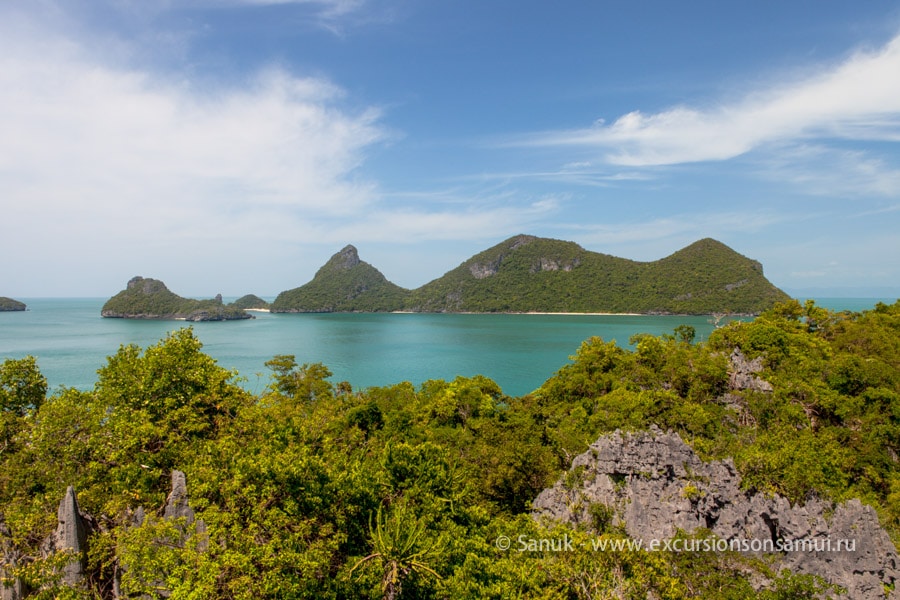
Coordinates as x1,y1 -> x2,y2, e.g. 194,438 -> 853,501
523,32 -> 900,166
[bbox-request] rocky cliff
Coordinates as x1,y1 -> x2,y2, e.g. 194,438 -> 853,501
533,427 -> 900,599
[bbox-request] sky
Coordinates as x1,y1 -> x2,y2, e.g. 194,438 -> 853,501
2,1 -> 900,298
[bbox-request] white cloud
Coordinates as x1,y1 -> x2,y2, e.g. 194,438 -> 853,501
524,32 -> 900,166
0,17 -> 390,294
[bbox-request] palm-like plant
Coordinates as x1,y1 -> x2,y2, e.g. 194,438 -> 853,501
350,502 -> 442,599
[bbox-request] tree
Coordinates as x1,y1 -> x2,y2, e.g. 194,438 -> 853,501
0,356 -> 47,416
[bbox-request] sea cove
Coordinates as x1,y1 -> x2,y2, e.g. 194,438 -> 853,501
0,297 -> 887,397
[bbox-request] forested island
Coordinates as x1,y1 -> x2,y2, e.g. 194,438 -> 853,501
0,297 -> 26,311
101,277 -> 254,321
272,235 -> 789,314
1,299 -> 899,597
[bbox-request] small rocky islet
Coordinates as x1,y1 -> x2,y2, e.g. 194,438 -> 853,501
0,297 -> 26,311
100,277 -> 254,321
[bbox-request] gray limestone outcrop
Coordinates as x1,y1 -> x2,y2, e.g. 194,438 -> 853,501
728,347 -> 774,393
1,518 -> 25,600
163,470 -> 195,524
40,486 -> 96,586
533,427 -> 900,599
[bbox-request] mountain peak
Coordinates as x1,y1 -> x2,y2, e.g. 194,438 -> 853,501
327,245 -> 361,271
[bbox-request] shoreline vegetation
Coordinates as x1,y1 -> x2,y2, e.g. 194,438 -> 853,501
100,235 -> 787,320
1,298 -> 899,597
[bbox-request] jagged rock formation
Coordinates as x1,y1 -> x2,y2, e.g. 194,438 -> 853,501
101,276 -> 252,321
1,518 -> 25,600
0,298 -> 26,312
40,486 -> 96,586
163,470 -> 195,524
1,473 -> 205,598
533,427 -> 900,599
271,245 -> 409,312
728,347 -> 774,393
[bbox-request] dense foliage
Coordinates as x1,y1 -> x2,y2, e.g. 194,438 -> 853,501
0,297 -> 27,311
272,235 -> 788,315
101,277 -> 250,321
1,299 -> 899,598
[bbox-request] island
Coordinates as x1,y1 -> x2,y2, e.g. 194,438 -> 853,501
231,294 -> 270,311
101,277 -> 253,321
0,297 -> 26,311
272,235 -> 789,315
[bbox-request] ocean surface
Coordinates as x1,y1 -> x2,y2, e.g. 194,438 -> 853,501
0,297 -> 894,397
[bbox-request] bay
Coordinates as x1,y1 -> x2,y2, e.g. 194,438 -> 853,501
0,297 -> 892,397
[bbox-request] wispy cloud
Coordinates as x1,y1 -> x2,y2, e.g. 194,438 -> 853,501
759,144 -> 900,198
563,211 -> 788,248
521,32 -> 900,167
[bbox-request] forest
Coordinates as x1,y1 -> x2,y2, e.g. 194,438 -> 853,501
1,299 -> 899,598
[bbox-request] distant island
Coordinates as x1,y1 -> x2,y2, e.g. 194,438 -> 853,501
272,235 -> 790,315
101,277 -> 253,321
0,297 -> 26,311
231,294 -> 270,311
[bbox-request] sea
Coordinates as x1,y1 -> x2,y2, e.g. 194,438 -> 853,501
0,297 -> 893,398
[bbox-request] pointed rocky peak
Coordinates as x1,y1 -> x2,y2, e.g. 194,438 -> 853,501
337,245 -> 361,269
43,485 -> 93,585
319,244 -> 362,274
163,470 -> 195,524
56,486 -> 87,551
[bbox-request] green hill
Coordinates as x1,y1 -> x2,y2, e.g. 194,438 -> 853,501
101,277 -> 252,321
0,297 -> 26,311
232,294 -> 270,310
271,245 -> 410,312
405,235 -> 788,314
271,236 -> 788,315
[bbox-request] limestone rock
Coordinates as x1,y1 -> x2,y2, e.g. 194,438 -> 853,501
163,470 -> 195,524
40,486 -> 95,586
533,428 -> 900,599
1,518 -> 25,600
728,348 -> 774,393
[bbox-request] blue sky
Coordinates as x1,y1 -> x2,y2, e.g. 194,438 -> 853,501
2,0 -> 900,297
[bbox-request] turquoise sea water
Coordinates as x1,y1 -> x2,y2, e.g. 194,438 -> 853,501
0,298 -> 894,397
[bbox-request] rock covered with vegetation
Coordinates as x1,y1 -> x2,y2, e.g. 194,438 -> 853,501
0,299 -> 899,597
101,276 -> 252,321
271,245 -> 409,313
273,235 -> 789,315
231,294 -> 269,310
0,297 -> 26,311
406,234 -> 789,314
